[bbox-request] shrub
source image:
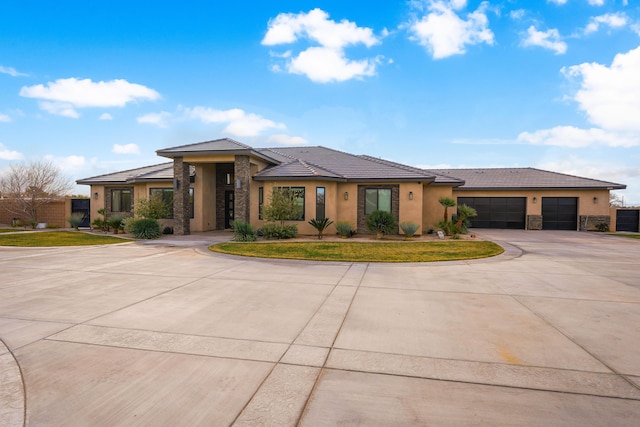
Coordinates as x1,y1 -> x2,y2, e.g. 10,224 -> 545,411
596,222 -> 609,232
399,221 -> 420,238
127,218 -> 162,239
67,212 -> 85,230
308,217 -> 334,239
335,221 -> 355,238
366,210 -> 397,237
162,226 -> 174,235
134,194 -> 171,220
435,220 -> 456,236
233,220 -> 258,242
107,215 -> 125,234
260,223 -> 298,239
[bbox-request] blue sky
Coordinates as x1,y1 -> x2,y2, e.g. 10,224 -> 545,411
1,0 -> 639,204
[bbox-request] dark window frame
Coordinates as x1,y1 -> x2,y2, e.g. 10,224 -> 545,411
365,188 -> 392,215
316,187 -> 326,220
149,187 -> 194,219
273,186 -> 306,221
111,188 -> 132,213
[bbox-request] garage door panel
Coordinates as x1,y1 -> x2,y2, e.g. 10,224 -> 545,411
616,210 -> 639,232
457,197 -> 526,229
542,197 -> 577,230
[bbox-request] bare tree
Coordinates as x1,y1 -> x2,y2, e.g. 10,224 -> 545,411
0,160 -> 73,222
610,192 -> 624,207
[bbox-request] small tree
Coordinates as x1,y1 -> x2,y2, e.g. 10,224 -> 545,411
0,160 -> 73,222
438,196 -> 456,222
454,204 -> 477,234
262,187 -> 303,226
134,194 -> 171,219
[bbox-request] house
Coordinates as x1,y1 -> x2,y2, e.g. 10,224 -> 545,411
77,138 -> 626,235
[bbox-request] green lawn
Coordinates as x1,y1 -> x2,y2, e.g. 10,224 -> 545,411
0,228 -> 27,233
0,231 -> 132,246
210,240 -> 504,262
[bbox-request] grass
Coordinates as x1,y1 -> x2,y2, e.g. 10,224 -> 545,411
210,240 -> 504,263
0,228 -> 27,233
0,231 -> 132,247
611,233 -> 640,239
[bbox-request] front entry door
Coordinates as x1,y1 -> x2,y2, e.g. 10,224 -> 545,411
224,190 -> 234,228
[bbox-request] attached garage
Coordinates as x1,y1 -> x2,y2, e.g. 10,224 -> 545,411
616,209 -> 640,232
542,197 -> 577,230
457,197 -> 526,229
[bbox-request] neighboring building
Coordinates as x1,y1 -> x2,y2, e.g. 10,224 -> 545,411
77,138 -> 626,235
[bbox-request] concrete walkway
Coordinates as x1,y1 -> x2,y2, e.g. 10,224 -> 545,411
0,230 -> 639,426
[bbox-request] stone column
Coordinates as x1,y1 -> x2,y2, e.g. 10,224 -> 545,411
173,157 -> 191,235
234,155 -> 251,224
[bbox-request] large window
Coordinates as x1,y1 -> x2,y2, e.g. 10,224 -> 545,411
316,187 -> 326,219
258,187 -> 264,220
111,189 -> 132,213
365,188 -> 391,215
274,186 -> 305,221
150,188 -> 194,219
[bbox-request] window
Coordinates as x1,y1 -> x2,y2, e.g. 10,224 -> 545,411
365,188 -> 391,215
274,186 -> 305,221
111,188 -> 132,213
259,187 -> 264,220
150,188 -> 194,219
316,187 -> 326,219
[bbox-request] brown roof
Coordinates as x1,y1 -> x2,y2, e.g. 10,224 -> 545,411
254,147 -> 437,182
431,168 -> 626,190
156,137 -> 281,163
76,163 -> 195,185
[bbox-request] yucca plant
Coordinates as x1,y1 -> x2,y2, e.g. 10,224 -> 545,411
399,221 -> 420,239
308,217 -> 334,240
366,210 -> 397,239
66,212 -> 85,230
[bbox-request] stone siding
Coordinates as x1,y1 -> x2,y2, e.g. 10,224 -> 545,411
580,215 -> 611,231
527,215 -> 542,230
234,155 -> 251,224
173,157 -> 191,235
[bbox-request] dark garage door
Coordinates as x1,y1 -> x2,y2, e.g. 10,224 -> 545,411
542,197 -> 577,230
616,210 -> 639,232
457,197 -> 526,229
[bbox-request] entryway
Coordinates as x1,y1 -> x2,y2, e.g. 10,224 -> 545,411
224,190 -> 234,229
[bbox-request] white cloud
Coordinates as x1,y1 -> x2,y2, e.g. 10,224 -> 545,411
517,126 -> 639,147
287,47 -> 378,83
584,13 -> 628,34
43,154 -> 93,174
112,144 -> 140,155
0,143 -> 23,160
563,45 -> 640,132
510,9 -> 526,20
547,0 -> 568,5
0,66 -> 27,77
588,0 -> 605,6
521,25 -> 567,54
267,134 -> 309,146
0,113 -> 11,122
409,1 -> 494,59
137,111 -> 172,128
262,8 -> 383,83
183,107 -> 286,137
99,113 -> 113,120
20,78 -> 160,118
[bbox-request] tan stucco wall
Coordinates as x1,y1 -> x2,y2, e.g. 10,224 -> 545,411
398,182 -> 424,235
191,164 -> 216,232
422,185 -> 455,231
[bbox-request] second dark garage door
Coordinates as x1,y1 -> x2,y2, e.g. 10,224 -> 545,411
542,197 -> 578,230
457,197 -> 526,229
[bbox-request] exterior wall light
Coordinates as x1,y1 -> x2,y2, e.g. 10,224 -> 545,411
236,179 -> 242,189
409,191 -> 414,200
93,192 -> 99,200
344,192 -> 349,200
532,197 -> 537,204
593,196 -> 598,204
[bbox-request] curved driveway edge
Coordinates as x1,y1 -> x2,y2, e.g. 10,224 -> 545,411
0,339 -> 24,427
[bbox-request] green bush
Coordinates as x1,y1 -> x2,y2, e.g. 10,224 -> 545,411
260,223 -> 298,239
596,222 -> 609,232
232,220 -> 258,242
366,210 -> 397,237
107,215 -> 124,233
399,221 -> 420,237
436,220 -> 456,236
308,217 -> 334,239
335,221 -> 355,238
126,218 -> 162,239
67,212 -> 85,230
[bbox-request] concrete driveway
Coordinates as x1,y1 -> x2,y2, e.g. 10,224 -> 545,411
1,230 -> 639,426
